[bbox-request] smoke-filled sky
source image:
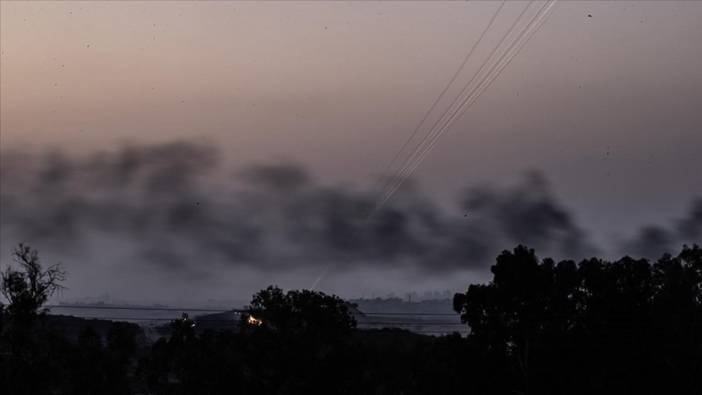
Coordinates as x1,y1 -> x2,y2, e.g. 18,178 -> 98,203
1,1 -> 701,302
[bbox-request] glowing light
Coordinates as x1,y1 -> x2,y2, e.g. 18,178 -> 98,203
247,315 -> 263,326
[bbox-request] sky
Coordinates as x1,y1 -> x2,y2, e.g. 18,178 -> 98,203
1,1 -> 701,303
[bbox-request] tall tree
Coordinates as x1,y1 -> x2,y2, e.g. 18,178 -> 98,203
1,244 -> 66,320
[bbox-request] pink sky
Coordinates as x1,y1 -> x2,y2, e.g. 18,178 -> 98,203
1,1 -> 701,299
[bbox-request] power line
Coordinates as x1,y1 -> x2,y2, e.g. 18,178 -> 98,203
361,322 -> 465,326
50,304 -> 681,321
57,316 -> 239,323
370,0 -> 506,217
51,313 -> 702,327
362,312 -> 456,316
47,304 -> 461,317
374,1 -> 557,212
376,1 -> 535,212
55,315 -> 466,327
404,0 -> 557,176
311,2 -> 508,293
46,304 -> 244,313
377,1 -> 547,210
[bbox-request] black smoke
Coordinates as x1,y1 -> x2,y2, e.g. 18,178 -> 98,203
3,141 -> 690,280
622,198 -> 702,258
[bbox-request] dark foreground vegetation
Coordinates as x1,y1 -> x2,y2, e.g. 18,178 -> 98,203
1,244 -> 701,394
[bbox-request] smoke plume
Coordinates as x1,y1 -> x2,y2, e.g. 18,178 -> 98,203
2,141 -> 695,286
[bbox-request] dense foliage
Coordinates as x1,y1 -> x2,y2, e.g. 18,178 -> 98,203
454,244 -> 702,394
1,245 -> 701,394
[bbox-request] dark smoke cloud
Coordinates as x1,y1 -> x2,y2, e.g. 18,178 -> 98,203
459,172 -> 593,260
678,199 -> 702,241
0,141 -> 625,280
622,198 -> 702,258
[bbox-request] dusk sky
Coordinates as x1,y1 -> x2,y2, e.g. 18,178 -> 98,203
1,1 -> 700,303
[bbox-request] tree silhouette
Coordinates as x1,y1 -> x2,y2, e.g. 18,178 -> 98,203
453,244 -> 702,395
1,244 -> 66,320
244,285 -> 357,337
0,245 -> 73,395
1,244 -> 700,394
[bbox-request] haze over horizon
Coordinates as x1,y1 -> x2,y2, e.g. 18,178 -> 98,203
1,1 -> 701,302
